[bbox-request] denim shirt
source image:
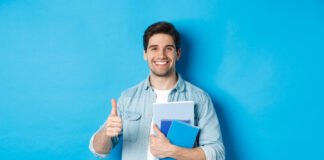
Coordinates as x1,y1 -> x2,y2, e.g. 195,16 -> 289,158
89,74 -> 225,160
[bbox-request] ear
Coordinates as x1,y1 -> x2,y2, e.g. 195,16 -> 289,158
176,48 -> 181,61
143,50 -> 147,61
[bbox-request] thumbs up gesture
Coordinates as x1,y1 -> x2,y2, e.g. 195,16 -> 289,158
105,99 -> 122,138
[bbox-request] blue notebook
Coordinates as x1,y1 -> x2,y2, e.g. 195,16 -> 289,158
161,119 -> 191,136
160,120 -> 200,160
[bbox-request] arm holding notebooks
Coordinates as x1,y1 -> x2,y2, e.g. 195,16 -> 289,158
150,124 -> 206,160
151,94 -> 225,160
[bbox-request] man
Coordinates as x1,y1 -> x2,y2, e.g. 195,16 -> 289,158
89,22 -> 225,160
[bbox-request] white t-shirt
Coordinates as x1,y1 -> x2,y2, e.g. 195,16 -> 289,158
147,88 -> 172,160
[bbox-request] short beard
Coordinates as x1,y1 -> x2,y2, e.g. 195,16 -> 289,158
150,68 -> 173,77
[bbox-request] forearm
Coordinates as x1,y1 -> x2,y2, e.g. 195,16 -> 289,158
168,145 -> 206,160
92,128 -> 112,154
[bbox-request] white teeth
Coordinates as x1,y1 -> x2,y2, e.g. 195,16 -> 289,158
155,62 -> 167,64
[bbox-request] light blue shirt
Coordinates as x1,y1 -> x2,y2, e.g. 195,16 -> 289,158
89,74 -> 225,160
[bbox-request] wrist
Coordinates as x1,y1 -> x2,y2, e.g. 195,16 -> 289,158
167,144 -> 179,158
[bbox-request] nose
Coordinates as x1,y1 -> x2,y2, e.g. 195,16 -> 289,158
157,49 -> 167,59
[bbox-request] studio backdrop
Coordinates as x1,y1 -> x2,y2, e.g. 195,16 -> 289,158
0,0 -> 323,160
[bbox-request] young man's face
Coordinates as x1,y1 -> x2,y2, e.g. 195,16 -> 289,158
144,33 -> 181,77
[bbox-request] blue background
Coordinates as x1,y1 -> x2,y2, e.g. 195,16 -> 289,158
0,0 -> 323,159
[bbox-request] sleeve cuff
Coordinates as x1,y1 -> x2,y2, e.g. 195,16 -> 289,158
200,145 -> 216,160
89,133 -> 110,159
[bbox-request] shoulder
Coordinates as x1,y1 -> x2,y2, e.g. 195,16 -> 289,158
120,79 -> 146,99
183,80 -> 209,101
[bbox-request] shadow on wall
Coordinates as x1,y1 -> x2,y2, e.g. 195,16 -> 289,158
210,94 -> 238,160
176,21 -> 239,160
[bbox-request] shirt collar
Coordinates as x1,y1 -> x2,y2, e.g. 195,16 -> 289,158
144,73 -> 185,92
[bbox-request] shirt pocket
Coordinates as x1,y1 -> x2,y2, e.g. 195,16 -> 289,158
122,111 -> 142,142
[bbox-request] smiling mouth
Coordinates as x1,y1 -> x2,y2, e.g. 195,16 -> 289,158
154,61 -> 169,67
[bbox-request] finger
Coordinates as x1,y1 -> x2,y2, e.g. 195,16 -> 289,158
108,116 -> 122,123
107,127 -> 122,133
107,122 -> 122,128
106,131 -> 119,137
110,98 -> 118,116
153,124 -> 164,137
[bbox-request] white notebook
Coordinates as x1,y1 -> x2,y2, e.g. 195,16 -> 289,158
152,101 -> 195,136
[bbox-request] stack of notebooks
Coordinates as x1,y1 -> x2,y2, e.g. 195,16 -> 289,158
153,101 -> 200,160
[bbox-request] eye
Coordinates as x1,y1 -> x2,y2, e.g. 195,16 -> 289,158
167,47 -> 173,51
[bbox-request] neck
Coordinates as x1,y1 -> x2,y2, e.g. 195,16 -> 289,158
149,72 -> 178,90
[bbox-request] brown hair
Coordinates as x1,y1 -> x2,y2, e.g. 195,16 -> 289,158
143,21 -> 181,51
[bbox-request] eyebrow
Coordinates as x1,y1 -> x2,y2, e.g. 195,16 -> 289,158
148,44 -> 175,48
148,45 -> 158,48
165,45 -> 175,48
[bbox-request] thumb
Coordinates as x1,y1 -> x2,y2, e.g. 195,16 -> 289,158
153,124 -> 164,137
110,98 -> 118,116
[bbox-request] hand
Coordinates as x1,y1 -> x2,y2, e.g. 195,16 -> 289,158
150,124 -> 174,158
105,99 -> 122,138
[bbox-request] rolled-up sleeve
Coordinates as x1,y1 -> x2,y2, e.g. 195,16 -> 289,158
197,94 -> 225,160
89,129 -> 110,159
89,123 -> 121,159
